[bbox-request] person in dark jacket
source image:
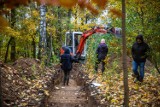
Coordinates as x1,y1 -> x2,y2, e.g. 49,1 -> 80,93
60,47 -> 78,86
132,34 -> 150,82
95,39 -> 108,73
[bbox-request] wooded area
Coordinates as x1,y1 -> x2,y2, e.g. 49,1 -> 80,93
0,0 -> 160,107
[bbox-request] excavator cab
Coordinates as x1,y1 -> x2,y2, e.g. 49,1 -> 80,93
65,32 -> 87,59
61,27 -> 107,59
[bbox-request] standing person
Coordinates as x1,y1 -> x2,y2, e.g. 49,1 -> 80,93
60,47 -> 78,86
95,39 -> 108,73
132,34 -> 150,82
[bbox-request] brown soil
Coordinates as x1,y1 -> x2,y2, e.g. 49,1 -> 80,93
47,63 -> 88,107
47,78 -> 87,107
0,58 -> 56,107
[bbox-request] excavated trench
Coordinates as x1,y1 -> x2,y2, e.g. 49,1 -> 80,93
42,64 -> 108,107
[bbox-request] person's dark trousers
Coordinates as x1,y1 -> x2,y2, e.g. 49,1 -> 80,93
132,61 -> 145,82
63,70 -> 70,86
95,59 -> 105,73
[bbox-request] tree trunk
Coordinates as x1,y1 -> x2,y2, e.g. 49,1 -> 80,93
81,17 -> 84,25
38,5 -> 47,60
32,38 -> 36,58
153,59 -> 160,74
10,9 -> 16,62
27,45 -> 30,57
24,47 -> 27,58
0,62 -> 3,107
10,37 -> 16,61
67,9 -> 72,30
122,0 -> 129,106
57,6 -> 62,45
74,10 -> 77,29
46,33 -> 53,65
4,37 -> 13,63
0,39 -> 2,57
85,14 -> 89,24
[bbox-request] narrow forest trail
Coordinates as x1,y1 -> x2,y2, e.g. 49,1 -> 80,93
47,63 -> 89,107
47,77 -> 88,107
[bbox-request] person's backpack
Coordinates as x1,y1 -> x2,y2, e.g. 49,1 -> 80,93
61,54 -> 72,71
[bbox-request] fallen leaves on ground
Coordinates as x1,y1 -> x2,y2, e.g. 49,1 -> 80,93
1,58 -> 57,106
85,57 -> 160,106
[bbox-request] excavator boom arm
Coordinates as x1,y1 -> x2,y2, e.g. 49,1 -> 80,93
76,27 -> 107,58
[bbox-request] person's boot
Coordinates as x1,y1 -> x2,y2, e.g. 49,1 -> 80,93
138,77 -> 143,82
63,81 -> 65,86
134,78 -> 138,83
132,73 -> 139,78
66,78 -> 69,86
63,78 -> 66,86
133,74 -> 139,83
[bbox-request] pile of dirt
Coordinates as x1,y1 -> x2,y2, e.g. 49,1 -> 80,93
1,58 -> 57,107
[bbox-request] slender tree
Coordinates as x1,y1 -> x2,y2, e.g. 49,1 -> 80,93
10,9 -> 16,61
67,9 -> 72,31
46,33 -> 53,65
0,63 -> 3,107
122,0 -> 129,106
38,5 -> 47,60
57,6 -> 63,45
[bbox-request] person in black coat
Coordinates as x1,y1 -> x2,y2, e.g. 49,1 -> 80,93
132,34 -> 150,82
95,39 -> 108,73
60,47 -> 78,86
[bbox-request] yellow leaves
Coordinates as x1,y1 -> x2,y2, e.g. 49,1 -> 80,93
85,2 -> 99,15
92,0 -> 108,9
75,1 -> 100,15
4,0 -> 29,9
35,0 -> 56,5
59,0 -> 78,9
111,98 -> 119,104
34,82 -> 42,88
20,102 -> 28,106
109,8 -> 122,18
46,12 -> 55,21
141,98 -> 149,102
2,27 -> 20,37
1,0 -> 109,16
78,0 -> 108,15
133,84 -> 139,90
32,10 -> 39,17
78,0 -> 86,9
44,90 -> 49,96
0,16 -> 9,32
47,27 -> 56,35
37,0 -> 78,8
22,19 -> 37,35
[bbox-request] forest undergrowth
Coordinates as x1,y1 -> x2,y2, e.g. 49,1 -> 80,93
84,34 -> 160,106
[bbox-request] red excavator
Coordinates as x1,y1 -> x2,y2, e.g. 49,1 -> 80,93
60,26 -> 108,59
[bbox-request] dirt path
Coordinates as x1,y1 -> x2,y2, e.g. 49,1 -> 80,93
47,77 -> 88,107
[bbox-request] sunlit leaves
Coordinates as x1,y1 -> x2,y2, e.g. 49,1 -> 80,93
92,0 -> 108,9
0,0 -> 110,16
35,0 -> 59,5
2,27 -> 20,37
59,0 -> 78,8
4,0 -> 29,9
32,10 -> 39,18
78,0 -> 86,9
85,2 -> 99,15
109,8 -> 122,18
0,16 -> 9,32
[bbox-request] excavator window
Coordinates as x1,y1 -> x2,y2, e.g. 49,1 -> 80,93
66,33 -> 73,46
65,33 -> 73,53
